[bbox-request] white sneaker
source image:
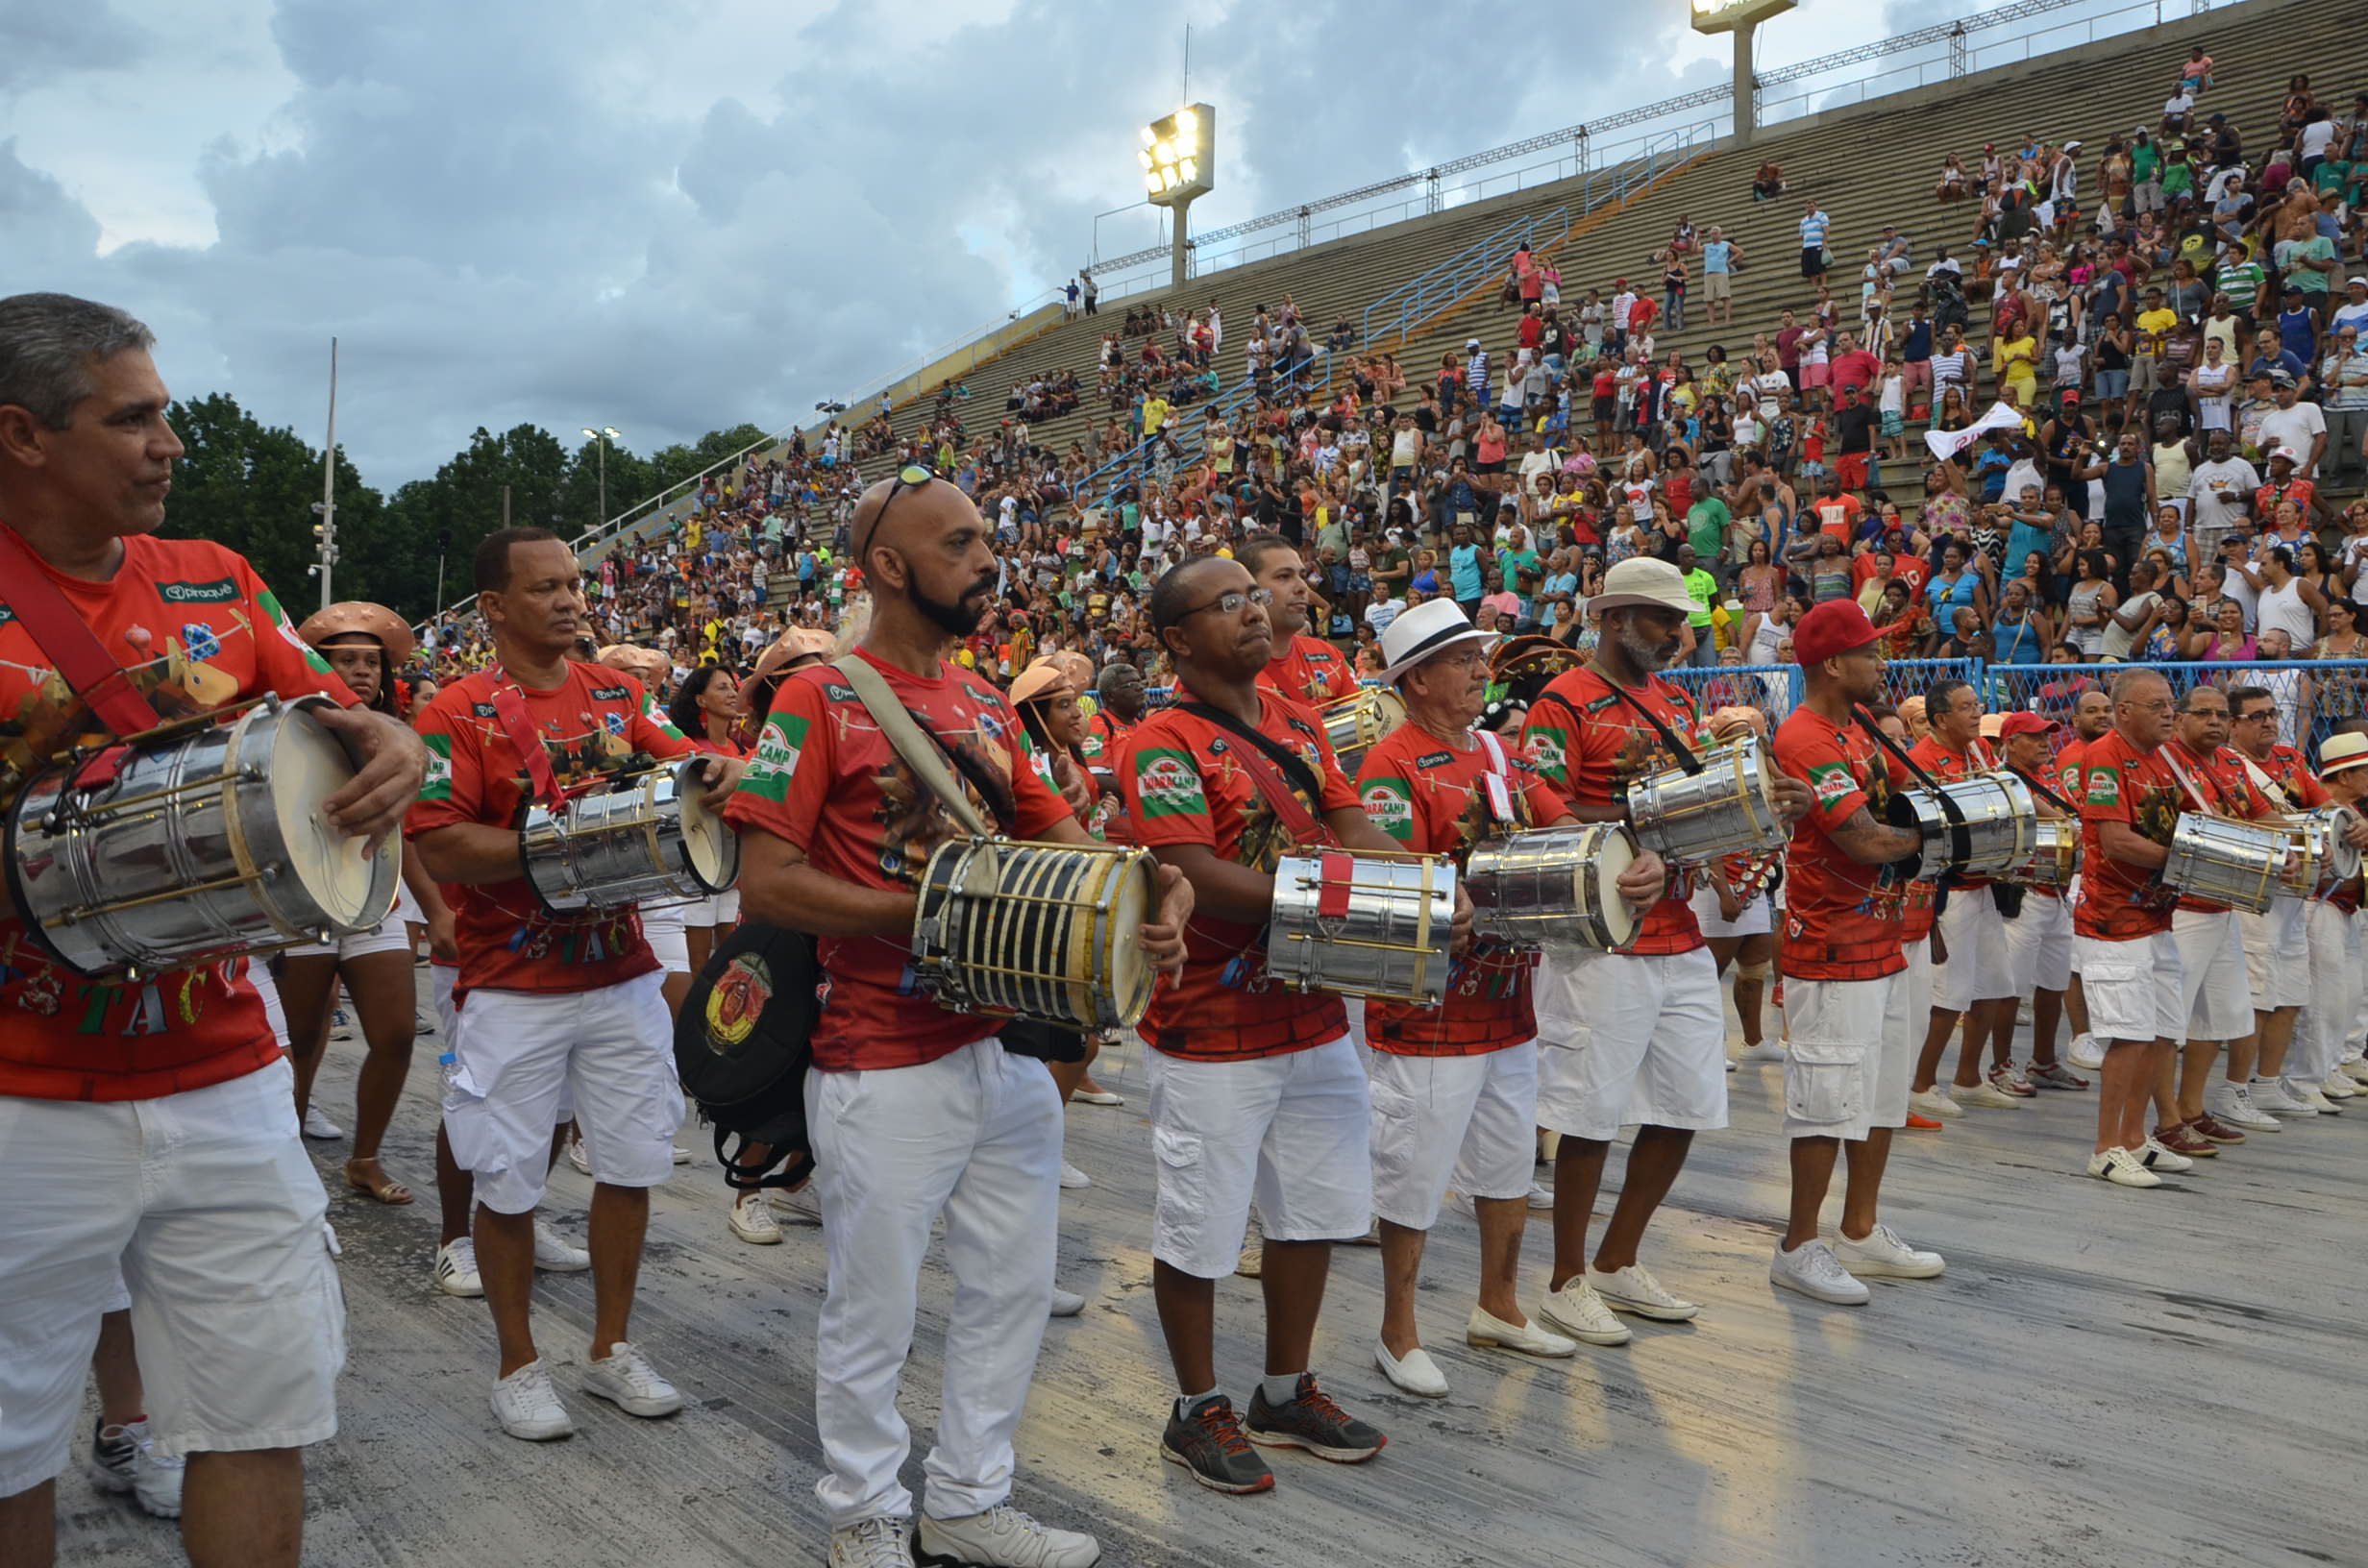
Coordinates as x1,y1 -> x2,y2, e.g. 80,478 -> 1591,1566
2320,1072 -> 2363,1100
433,1237 -> 485,1298
1951,1080 -> 2023,1109
1908,1088 -> 1963,1119
828,1516 -> 910,1568
2139,1138 -> 2194,1173
88,1418 -> 184,1519
1525,1181 -> 1554,1210
1234,1215 -> 1264,1279
491,1360 -> 575,1440
1831,1223 -> 1946,1280
769,1182 -> 825,1225
300,1105 -> 343,1140
582,1341 -> 684,1418
533,1218 -> 591,1272
2066,1032 -> 2106,1070
913,1505 -> 1100,1568
2208,1081 -> 2281,1131
1376,1339 -> 1450,1397
1072,1087 -> 1125,1106
1466,1305 -> 1578,1357
2085,1147 -> 2160,1188
1587,1262 -> 1701,1321
2340,1059 -> 2368,1085
1769,1238 -> 1869,1305
1536,1278 -> 1634,1345
1735,1041 -> 1786,1063
1049,1286 -> 1086,1318
2251,1078 -> 2318,1116
729,1190 -> 783,1244
565,1137 -> 593,1176
1059,1161 -> 1092,1189
2291,1086 -> 2341,1114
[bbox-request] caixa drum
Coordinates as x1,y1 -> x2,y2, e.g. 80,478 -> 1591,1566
911,837 -> 1157,1032
1463,822 -> 1641,953
1624,738 -> 1788,865
6,694 -> 399,980
1319,687 -> 1407,778
2006,816 -> 2080,888
521,758 -> 738,913
1883,772 -> 2035,881
1266,849 -> 1456,1007
2266,805 -> 2363,896
2161,813 -> 2286,914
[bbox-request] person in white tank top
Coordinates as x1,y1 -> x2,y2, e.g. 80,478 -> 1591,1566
2254,549 -> 2324,651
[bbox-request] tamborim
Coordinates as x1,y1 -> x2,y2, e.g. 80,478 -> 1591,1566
522,758 -> 738,913
911,837 -> 1157,1031
2161,813 -> 2285,914
2267,805 -> 2363,895
1319,687 -> 1406,777
1463,822 -> 1640,953
1625,737 -> 1788,865
2007,816 -> 2080,888
1267,849 -> 1455,1006
6,694 -> 398,980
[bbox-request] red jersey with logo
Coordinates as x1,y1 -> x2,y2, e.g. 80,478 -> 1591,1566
2074,729 -> 2184,940
2251,743 -> 2331,811
1772,706 -> 1913,981
2160,738 -> 2276,914
409,663 -> 693,995
1906,735 -> 1999,891
1121,687 -> 1359,1061
723,650 -> 1073,1071
0,535 -> 356,1100
1355,723 -> 1568,1055
1079,709 -> 1135,774
1519,666 -> 1702,954
1264,632 -> 1360,706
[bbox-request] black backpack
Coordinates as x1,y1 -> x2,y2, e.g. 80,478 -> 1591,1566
673,923 -> 820,1192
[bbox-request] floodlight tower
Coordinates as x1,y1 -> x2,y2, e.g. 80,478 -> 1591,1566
1140,103 -> 1215,291
1689,0 -> 1796,148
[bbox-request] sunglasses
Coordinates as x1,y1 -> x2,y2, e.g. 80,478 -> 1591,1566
855,463 -> 938,566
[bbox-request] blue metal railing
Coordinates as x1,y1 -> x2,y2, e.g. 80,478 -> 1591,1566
1071,350 -> 1337,506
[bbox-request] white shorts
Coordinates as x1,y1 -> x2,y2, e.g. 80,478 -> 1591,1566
642,908 -> 691,975
442,971 -> 683,1213
2173,908 -> 2253,1041
1146,1037 -> 1372,1280
678,888 -> 743,929
2240,897 -> 2310,1009
1933,888 -> 2015,1010
1780,967 -> 1912,1140
0,1058 -> 343,1492
1534,945 -> 1730,1140
394,879 -> 424,926
283,912 -> 412,963
2006,891 -> 2072,994
2074,930 -> 2184,1044
2304,901 -> 2361,1082
1688,884 -> 1773,939
1368,1044 -> 1539,1231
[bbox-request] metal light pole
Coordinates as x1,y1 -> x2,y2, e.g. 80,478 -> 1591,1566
581,426 -> 622,527
1689,0 -> 1797,149
312,336 -> 339,609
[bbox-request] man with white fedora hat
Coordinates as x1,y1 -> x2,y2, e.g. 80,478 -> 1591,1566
2309,732 -> 2368,1096
1518,558 -> 1813,1342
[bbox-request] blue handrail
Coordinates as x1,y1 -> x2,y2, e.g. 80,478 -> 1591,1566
1071,350 -> 1337,505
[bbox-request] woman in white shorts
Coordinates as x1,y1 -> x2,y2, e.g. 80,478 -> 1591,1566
282,602 -> 439,1204
1690,858 -> 1780,1060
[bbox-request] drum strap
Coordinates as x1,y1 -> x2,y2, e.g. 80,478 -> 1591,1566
1473,729 -> 1517,823
1581,672 -> 1707,776
2010,766 -> 2076,814
0,526 -> 161,740
2235,754 -> 2294,814
485,672 -> 562,807
1173,699 -> 1326,843
2158,746 -> 2219,816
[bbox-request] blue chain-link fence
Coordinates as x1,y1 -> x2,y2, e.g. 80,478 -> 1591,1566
1988,661 -> 2368,756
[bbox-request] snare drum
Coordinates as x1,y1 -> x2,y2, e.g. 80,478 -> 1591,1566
1884,772 -> 2034,881
2162,814 -> 2286,914
911,837 -> 1157,1031
6,695 -> 398,980
1625,738 -> 1788,865
2268,805 -> 2363,895
1319,688 -> 1407,777
1463,823 -> 1640,953
1267,850 -> 1456,1006
2007,816 -> 2081,888
521,759 -> 738,913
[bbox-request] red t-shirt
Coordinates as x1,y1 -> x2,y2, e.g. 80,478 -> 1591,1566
1121,687 -> 1359,1061
2160,738 -> 2275,914
2073,729 -> 2184,940
721,649 -> 1073,1071
1772,705 -> 1913,980
1518,666 -> 1702,954
408,663 -> 693,996
1829,349 -> 1881,396
1263,633 -> 1360,706
1906,735 -> 2000,890
2253,743 -> 2331,810
1079,709 -> 1135,773
1355,723 -> 1568,1055
0,534 -> 354,1101
1810,492 -> 1863,543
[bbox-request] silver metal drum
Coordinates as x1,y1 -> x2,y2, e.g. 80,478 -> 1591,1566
1463,822 -> 1640,952
6,694 -> 398,980
1625,737 -> 1788,864
521,758 -> 738,913
2268,805 -> 2362,895
911,838 -> 1157,1031
2007,816 -> 2081,888
2162,813 -> 2285,914
1319,688 -> 1406,778
1267,849 -> 1456,1006
1885,772 -> 2033,881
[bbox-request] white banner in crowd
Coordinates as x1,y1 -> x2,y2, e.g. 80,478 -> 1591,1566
1923,401 -> 2029,463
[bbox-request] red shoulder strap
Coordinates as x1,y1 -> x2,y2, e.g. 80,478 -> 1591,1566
0,527 -> 161,739
485,670 -> 562,806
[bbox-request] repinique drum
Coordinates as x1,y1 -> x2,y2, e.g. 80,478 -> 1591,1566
1267,849 -> 1456,1006
2162,813 -> 2286,914
6,694 -> 399,980
1884,772 -> 2034,881
2268,805 -> 2363,895
1463,822 -> 1640,952
521,758 -> 737,913
911,837 -> 1156,1031
1625,737 -> 1788,865
1319,687 -> 1407,777
2007,816 -> 2081,888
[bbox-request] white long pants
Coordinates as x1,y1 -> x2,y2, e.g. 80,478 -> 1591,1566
2301,901 -> 2360,1092
805,1036 -> 1060,1529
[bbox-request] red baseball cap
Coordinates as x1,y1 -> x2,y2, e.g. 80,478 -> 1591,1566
1998,711 -> 2057,738
1792,600 -> 1884,666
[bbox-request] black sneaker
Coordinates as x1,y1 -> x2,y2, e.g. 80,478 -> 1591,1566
1244,1374 -> 1387,1464
1160,1395 -> 1274,1494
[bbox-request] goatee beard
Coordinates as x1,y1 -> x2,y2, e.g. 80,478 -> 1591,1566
913,579 -> 990,637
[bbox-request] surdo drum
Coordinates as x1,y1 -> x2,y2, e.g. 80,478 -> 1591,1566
521,758 -> 739,913
1267,849 -> 1456,1007
911,837 -> 1158,1031
1462,822 -> 1641,953
1623,737 -> 1788,865
2007,816 -> 2081,888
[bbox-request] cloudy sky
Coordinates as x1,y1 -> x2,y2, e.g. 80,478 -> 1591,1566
5,0 -> 2018,488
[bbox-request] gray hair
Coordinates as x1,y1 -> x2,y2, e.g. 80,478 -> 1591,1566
0,293 -> 157,429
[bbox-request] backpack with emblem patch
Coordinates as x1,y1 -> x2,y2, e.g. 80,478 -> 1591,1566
673,921 -> 820,1190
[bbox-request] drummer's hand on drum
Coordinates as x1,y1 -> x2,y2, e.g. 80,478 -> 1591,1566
1767,770 -> 1816,826
1616,849 -> 1670,915
317,708 -> 431,855
1139,863 -> 1195,981
2345,817 -> 2368,853
695,754 -> 748,810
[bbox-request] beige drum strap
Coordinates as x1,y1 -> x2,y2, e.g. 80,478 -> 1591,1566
2237,754 -> 2294,814
831,655 -> 993,839
2158,747 -> 2219,817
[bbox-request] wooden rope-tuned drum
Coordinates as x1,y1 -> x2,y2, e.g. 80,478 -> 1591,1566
2161,813 -> 2286,914
1267,849 -> 1455,1006
1463,822 -> 1640,953
521,758 -> 738,913
2267,804 -> 2362,896
2007,816 -> 2081,888
1319,688 -> 1406,778
5,694 -> 399,980
1625,738 -> 1788,865
911,838 -> 1157,1031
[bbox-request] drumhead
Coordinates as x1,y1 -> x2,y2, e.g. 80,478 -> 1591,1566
1594,826 -> 1640,946
678,763 -> 738,889
1106,851 -> 1156,1025
271,706 -> 376,926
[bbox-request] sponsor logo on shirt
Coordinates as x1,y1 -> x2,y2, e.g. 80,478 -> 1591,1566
1525,725 -> 1568,781
589,684 -> 629,701
420,734 -> 454,801
737,712 -> 807,804
158,577 -> 238,603
1808,762 -> 1856,805
1361,779 -> 1415,842
1135,747 -> 1205,818
2085,766 -> 2121,806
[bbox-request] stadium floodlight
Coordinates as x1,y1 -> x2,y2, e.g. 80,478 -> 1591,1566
1139,103 -> 1214,288
1688,0 -> 1793,147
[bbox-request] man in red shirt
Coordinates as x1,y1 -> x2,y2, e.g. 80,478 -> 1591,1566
728,474 -> 1184,1568
2071,669 -> 2189,1188
1080,658 -> 1145,790
1120,554 -> 1403,1498
1994,711 -> 2089,1090
2053,690 -> 2113,1073
0,293 -> 426,1567
1243,532 -> 1360,707
1767,601 -> 1946,1301
1519,559 -> 1812,1335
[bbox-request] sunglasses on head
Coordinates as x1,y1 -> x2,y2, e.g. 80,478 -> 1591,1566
855,463 -> 939,566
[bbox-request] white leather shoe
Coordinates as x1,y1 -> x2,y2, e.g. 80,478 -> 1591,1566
1466,1306 -> 1578,1358
1375,1340 -> 1450,1397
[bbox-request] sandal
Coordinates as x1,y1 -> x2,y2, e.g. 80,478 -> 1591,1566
344,1158 -> 414,1206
